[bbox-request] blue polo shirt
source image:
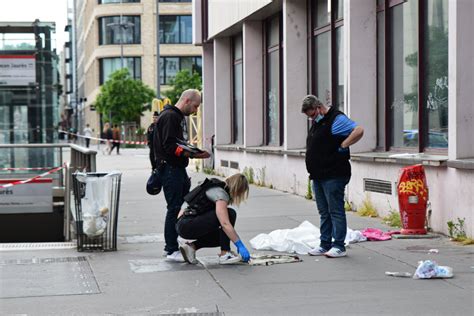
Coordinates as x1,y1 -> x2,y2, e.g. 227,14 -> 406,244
331,114 -> 357,137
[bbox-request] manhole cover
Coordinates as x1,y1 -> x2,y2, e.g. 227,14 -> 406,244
0,256 -> 100,298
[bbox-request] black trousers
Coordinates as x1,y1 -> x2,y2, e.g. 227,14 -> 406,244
149,146 -> 156,170
176,208 -> 236,251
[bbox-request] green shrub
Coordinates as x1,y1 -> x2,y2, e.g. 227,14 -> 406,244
305,178 -> 313,200
357,194 -> 379,217
383,210 -> 402,227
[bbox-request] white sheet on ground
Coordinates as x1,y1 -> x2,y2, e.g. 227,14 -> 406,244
249,221 -> 366,255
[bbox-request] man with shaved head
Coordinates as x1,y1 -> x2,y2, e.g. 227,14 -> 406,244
153,89 -> 210,262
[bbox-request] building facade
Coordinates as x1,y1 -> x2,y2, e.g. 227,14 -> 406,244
71,0 -> 202,135
193,0 -> 474,236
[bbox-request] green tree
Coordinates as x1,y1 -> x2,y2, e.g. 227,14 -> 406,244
95,69 -> 156,124
163,69 -> 202,105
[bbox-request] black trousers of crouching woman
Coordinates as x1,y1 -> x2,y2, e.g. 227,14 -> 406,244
176,208 -> 236,251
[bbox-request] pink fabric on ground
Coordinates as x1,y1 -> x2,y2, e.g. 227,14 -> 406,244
361,228 -> 392,241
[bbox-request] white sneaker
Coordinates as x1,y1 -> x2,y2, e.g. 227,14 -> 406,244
219,252 -> 241,265
324,247 -> 347,258
166,250 -> 185,262
179,243 -> 197,264
308,246 -> 329,256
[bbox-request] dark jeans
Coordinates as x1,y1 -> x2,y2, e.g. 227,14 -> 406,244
176,208 -> 236,251
85,138 -> 90,148
313,176 -> 350,252
161,164 -> 191,254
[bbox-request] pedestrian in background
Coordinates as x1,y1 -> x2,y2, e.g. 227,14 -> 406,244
301,95 -> 364,258
83,123 -> 93,148
176,173 -> 251,265
147,111 -> 159,170
153,89 -> 210,262
111,124 -> 121,155
102,122 -> 112,155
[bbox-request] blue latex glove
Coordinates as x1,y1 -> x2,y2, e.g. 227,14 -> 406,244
234,239 -> 250,262
338,146 -> 349,153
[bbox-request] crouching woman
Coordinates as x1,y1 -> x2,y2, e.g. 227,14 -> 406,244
176,173 -> 251,264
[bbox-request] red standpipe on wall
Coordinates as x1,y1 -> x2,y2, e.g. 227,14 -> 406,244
397,164 -> 428,235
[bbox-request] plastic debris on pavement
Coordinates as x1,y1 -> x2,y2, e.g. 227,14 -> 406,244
385,271 -> 412,278
428,249 -> 439,254
413,260 -> 453,279
249,254 -> 302,266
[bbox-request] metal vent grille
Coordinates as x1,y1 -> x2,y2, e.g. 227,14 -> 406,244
220,160 -> 229,167
363,178 -> 392,195
229,161 -> 239,169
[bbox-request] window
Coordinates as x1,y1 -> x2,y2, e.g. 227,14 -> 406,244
265,14 -> 283,146
377,0 -> 448,151
99,0 -> 140,4
99,57 -> 141,84
232,34 -> 243,144
159,56 -> 202,85
159,16 -> 192,44
159,0 -> 191,2
98,16 -> 141,45
310,0 -> 344,108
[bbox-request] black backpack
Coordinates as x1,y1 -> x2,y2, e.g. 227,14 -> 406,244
184,178 -> 227,215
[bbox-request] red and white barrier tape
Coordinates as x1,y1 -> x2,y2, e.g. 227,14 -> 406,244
59,130 -> 147,145
0,164 -> 66,189
1,167 -> 58,171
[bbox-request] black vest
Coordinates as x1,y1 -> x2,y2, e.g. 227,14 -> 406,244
184,178 -> 228,215
305,107 -> 351,180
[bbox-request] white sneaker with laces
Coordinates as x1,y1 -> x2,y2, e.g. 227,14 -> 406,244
308,247 -> 329,256
219,252 -> 241,265
166,250 -> 185,262
179,243 -> 197,264
324,247 -> 347,258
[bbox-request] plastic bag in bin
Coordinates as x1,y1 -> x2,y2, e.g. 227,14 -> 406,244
75,171 -> 120,237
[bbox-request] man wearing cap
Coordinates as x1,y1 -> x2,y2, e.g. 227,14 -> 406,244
147,111 -> 159,170
301,95 -> 364,258
153,89 -> 210,262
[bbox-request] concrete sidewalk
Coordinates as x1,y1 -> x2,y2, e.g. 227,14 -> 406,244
1,148 -> 473,315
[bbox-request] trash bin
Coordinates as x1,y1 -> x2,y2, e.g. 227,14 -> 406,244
72,171 -> 121,251
397,164 -> 428,235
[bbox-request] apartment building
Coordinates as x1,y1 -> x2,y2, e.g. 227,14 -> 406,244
193,0 -> 474,236
72,0 -> 202,134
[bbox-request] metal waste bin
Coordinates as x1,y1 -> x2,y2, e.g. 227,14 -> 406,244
72,171 -> 121,251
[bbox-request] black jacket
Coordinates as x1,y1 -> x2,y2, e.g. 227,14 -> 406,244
153,105 -> 189,168
305,107 -> 351,180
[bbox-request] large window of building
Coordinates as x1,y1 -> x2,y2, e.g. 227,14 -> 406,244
99,0 -> 140,4
377,0 -> 448,151
159,56 -> 202,85
310,0 -> 344,109
98,16 -> 141,45
159,15 -> 192,44
232,34 -> 243,145
265,14 -> 283,146
99,57 -> 141,84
